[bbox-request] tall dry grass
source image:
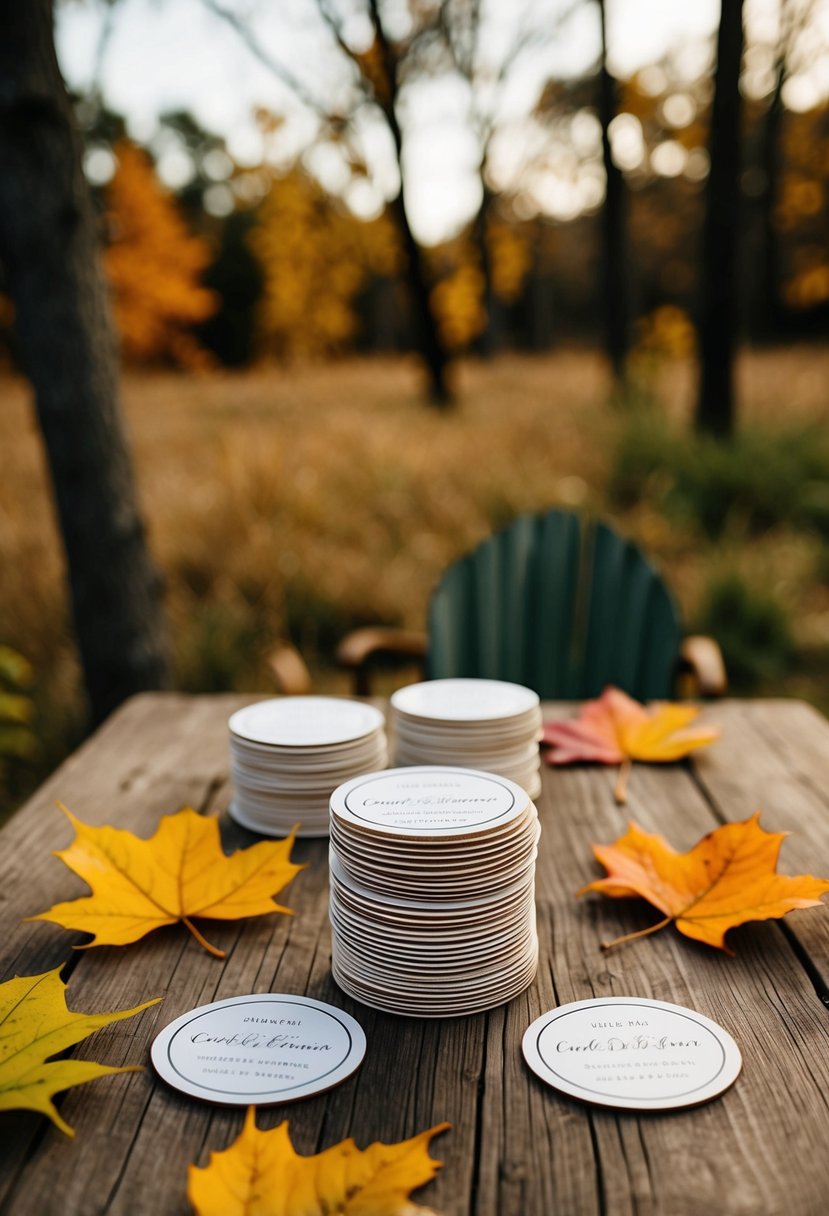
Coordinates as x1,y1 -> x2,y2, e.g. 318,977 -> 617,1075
1,346 -> 828,781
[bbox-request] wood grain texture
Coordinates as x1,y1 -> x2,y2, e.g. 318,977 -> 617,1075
0,695 -> 828,1216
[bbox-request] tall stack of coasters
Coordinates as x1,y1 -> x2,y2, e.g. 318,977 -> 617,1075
391,679 -> 543,799
229,698 -> 387,837
329,766 -> 540,1017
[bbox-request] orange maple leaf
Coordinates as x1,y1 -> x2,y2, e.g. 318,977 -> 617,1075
30,805 -> 303,959
187,1108 -> 450,1216
580,813 -> 829,952
542,686 -> 719,802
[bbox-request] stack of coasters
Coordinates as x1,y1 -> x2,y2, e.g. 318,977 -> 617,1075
228,698 -> 387,837
329,766 -> 540,1017
391,679 -> 542,799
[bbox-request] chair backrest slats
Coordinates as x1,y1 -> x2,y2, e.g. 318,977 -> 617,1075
426,509 -> 683,700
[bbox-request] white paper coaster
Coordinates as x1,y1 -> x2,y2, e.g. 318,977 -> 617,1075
522,997 -> 741,1110
391,678 -> 539,722
229,698 -> 384,747
331,766 -> 528,837
151,994 -> 366,1105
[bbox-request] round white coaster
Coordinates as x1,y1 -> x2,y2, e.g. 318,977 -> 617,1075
522,996 -> 741,1111
229,698 -> 384,747
151,994 -> 366,1105
391,678 -> 539,722
330,766 -> 528,838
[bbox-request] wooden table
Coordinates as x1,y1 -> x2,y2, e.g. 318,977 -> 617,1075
2,694 -> 829,1215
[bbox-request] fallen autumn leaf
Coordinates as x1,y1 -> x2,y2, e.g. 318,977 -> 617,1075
0,967 -> 160,1136
30,804 -> 303,958
187,1108 -> 450,1216
580,813 -> 829,952
542,686 -> 719,802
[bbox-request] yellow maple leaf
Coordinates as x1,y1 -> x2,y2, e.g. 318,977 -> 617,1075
580,813 -> 829,952
542,686 -> 719,802
0,967 -> 160,1136
187,1109 -> 450,1216
30,805 -> 303,958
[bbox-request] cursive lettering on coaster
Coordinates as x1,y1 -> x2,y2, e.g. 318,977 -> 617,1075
151,994 -> 366,1105
522,997 -> 741,1110
332,767 -> 526,836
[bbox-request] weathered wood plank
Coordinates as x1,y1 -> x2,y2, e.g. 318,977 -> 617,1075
690,699 -> 829,993
2,696 -> 829,1216
0,695 -> 481,1216
0,694 -> 250,1211
470,750 -> 829,1216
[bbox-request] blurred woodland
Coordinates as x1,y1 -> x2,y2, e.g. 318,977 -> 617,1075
4,1 -> 829,385
0,0 -> 828,812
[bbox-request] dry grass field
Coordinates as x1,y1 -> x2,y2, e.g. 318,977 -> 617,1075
1,347 -> 828,796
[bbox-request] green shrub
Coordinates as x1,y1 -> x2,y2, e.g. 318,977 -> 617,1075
608,408 -> 681,511
284,578 -> 396,663
174,600 -> 266,693
610,414 -> 829,538
695,573 -> 795,691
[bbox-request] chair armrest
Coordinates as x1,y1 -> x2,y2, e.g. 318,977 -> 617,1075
678,635 -> 728,698
336,628 -> 428,696
264,641 -> 313,695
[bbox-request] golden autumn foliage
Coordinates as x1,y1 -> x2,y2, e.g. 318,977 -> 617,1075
250,169 -> 399,359
431,257 -> 487,350
104,141 -> 216,368
631,305 -> 697,364
778,104 -> 829,310
431,222 -> 532,351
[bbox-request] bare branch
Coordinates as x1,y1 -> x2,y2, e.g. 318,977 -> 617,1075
201,0 -> 334,121
316,0 -> 367,74
90,0 -> 119,98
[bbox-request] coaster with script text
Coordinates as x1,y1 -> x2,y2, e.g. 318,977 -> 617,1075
522,997 -> 741,1111
151,994 -> 366,1105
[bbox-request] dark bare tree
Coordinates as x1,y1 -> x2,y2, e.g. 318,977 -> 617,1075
437,0 -> 581,357
696,0 -> 746,436
596,0 -> 628,383
0,0 -> 170,723
755,0 -> 817,338
204,0 -> 453,405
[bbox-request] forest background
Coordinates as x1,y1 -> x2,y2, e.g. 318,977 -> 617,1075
1,0 -> 828,815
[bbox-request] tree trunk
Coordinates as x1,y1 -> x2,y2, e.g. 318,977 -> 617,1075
0,0 -> 170,724
367,0 -> 453,406
389,189 -> 453,406
696,0 -> 745,436
472,181 -> 500,357
597,0 -> 629,384
758,40 -> 787,339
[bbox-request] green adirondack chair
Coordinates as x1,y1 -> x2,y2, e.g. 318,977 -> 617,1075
336,509 -> 726,700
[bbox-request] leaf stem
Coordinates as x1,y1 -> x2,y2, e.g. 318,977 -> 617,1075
614,758 -> 632,804
600,915 -> 673,951
182,917 -> 226,959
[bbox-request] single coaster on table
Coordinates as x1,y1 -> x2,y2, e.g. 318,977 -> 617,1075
522,996 -> 742,1111
151,993 -> 366,1105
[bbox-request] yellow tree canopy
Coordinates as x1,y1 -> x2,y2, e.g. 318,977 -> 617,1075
431,223 -> 531,352
250,169 -> 399,360
104,141 -> 216,368
778,103 -> 829,312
